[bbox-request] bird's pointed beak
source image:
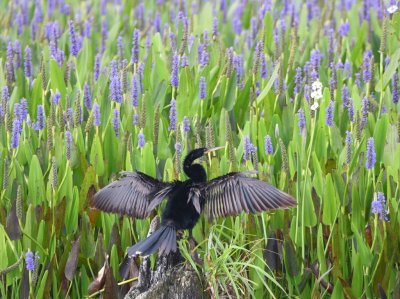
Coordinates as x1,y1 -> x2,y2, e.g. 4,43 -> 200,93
204,146 -> 225,154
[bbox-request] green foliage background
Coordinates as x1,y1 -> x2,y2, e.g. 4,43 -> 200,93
0,0 -> 399,298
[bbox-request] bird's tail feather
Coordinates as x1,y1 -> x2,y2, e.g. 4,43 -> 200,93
119,225 -> 177,278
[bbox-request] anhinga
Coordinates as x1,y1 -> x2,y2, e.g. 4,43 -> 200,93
93,147 -> 296,266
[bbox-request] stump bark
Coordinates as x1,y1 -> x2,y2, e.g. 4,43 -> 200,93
124,217 -> 209,299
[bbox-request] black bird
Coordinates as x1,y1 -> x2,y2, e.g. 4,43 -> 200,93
93,147 -> 296,264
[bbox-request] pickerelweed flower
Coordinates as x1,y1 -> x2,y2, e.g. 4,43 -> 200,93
297,108 -> 306,130
132,113 -> 139,125
183,116 -> 190,134
294,67 -> 302,95
200,47 -> 209,67
387,5 -> 398,14
347,98 -> 354,122
243,136 -> 252,161
365,137 -> 376,170
212,17 -> 218,38
20,99 -> 28,121
131,74 -> 139,107
84,83 -> 92,110
361,96 -> 369,127
52,91 -> 61,105
338,22 -> 350,37
11,118 -> 21,149
68,20 -> 80,56
94,53 -> 101,81
171,52 -> 179,88
310,80 -> 323,100
138,132 -> 145,148
36,105 -> 45,130
6,41 -> 15,84
181,54 -> 189,68
169,99 -> 177,131
93,103 -> 100,126
345,130 -> 352,164
199,76 -> 206,99
112,108 -> 120,137
131,29 -> 140,64
371,192 -> 388,220
310,102 -> 319,111
175,142 -> 182,153
264,135 -> 273,155
65,130 -> 72,160
355,72 -> 361,89
25,251 -> 35,271
342,85 -> 349,108
392,72 -> 399,104
24,46 -> 32,78
325,101 -> 334,126
109,60 -> 123,103
234,54 -> 243,86
153,11 -> 161,33
362,50 -> 372,83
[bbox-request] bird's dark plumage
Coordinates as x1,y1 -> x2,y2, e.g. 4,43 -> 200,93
92,147 -> 296,266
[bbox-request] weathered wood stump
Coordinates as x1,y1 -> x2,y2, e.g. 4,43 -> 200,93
124,217 -> 209,299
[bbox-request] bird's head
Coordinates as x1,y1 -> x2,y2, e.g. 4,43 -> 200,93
184,146 -> 225,164
183,147 -> 224,181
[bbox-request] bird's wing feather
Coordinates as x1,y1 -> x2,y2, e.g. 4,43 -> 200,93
93,171 -> 179,218
204,172 -> 296,220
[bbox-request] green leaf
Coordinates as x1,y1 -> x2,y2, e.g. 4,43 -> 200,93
28,155 -> 46,206
256,61 -> 280,105
376,47 -> 400,92
322,174 -> 338,225
49,59 -> 67,105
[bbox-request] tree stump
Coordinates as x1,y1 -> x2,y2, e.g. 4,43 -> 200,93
124,217 -> 209,299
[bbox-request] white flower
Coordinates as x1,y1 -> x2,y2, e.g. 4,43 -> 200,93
310,102 -> 319,111
387,5 -> 398,14
311,80 -> 323,100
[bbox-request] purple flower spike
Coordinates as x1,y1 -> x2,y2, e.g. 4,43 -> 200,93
84,83 -> 92,110
325,101 -> 334,126
183,116 -> 190,134
112,108 -> 120,137
65,130 -> 72,160
199,76 -> 206,99
131,29 -> 140,64
24,47 -> 32,78
93,103 -> 101,126
138,132 -> 145,148
36,105 -> 45,130
243,136 -> 252,161
52,91 -> 61,105
131,74 -> 139,107
11,118 -> 21,149
264,135 -> 273,155
342,85 -> 349,108
68,20 -> 80,56
362,50 -> 372,83
361,96 -> 369,127
171,52 -> 179,88
94,53 -> 101,81
297,109 -> 306,131
365,137 -> 376,170
169,99 -> 177,131
294,67 -> 302,95
25,251 -> 35,271
392,72 -> 399,104
371,192 -> 387,220
109,60 -> 123,103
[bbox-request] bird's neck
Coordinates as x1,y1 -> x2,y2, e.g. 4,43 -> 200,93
184,163 -> 207,182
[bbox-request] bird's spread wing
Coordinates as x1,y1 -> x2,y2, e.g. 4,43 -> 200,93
203,172 -> 296,220
93,171 -> 179,218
